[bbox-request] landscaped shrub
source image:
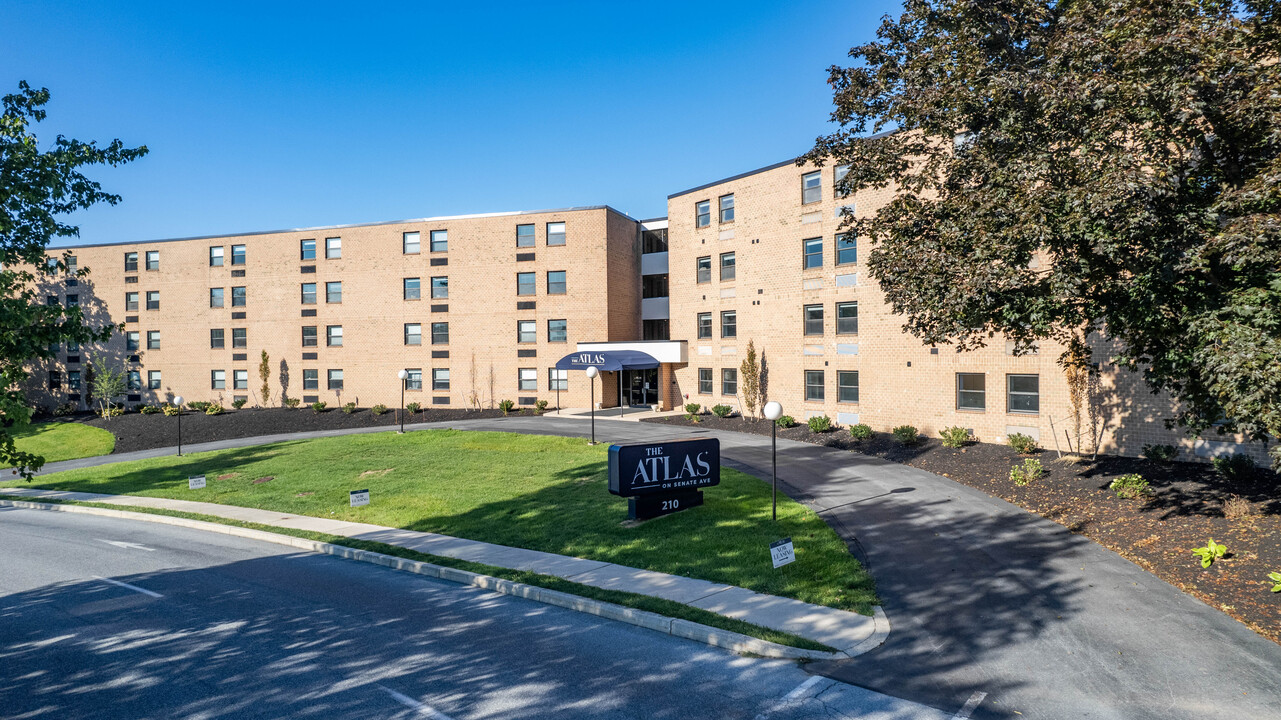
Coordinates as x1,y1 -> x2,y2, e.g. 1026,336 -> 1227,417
284,398 -> 300,409
371,404 -> 389,415
1007,432 -> 1038,454
204,404 -> 224,416
1109,473 -> 1150,499
711,404 -> 733,418
52,402 -> 78,417
231,398 -> 248,410
1192,538 -> 1228,568
684,402 -> 701,416
1009,458 -> 1045,486
939,426 -> 971,448
1212,454 -> 1255,481
406,402 -> 421,414
98,405 -> 123,418
807,415 -> 833,433
310,401 -> 327,413
535,399 -> 548,415
342,402 -> 357,414
1142,443 -> 1179,462
1223,495 -> 1255,520
848,423 -> 873,441
775,415 -> 796,429
498,399 -> 515,415
162,404 -> 180,416
187,401 -> 211,412
138,404 -> 162,415
892,425 -> 919,445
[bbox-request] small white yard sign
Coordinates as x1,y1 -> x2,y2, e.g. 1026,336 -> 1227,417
188,475 -> 206,490
770,537 -> 795,569
350,489 -> 370,507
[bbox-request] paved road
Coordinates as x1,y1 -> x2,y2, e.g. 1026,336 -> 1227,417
19,415 -> 1281,718
0,507 -> 947,720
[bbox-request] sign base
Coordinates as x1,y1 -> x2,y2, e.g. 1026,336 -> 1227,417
629,490 -> 703,520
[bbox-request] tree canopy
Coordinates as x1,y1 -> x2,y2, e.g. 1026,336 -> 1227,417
806,0 -> 1280,465
1,82 -> 147,477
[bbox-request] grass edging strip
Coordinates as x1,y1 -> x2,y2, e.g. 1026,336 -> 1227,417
0,497 -> 844,658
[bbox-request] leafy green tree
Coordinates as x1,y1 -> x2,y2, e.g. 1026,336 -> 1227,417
259,350 -> 270,406
1,82 -> 147,476
88,357 -> 127,419
740,340 -> 761,420
806,0 -> 1280,466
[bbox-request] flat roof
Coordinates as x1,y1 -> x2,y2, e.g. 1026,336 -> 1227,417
55,204 -> 640,250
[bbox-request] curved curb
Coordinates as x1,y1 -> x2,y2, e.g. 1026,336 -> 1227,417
0,498 -> 883,661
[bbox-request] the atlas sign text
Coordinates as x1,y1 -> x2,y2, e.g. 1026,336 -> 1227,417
565,353 -> 606,368
608,438 -> 720,519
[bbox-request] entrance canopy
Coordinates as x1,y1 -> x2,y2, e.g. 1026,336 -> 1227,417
555,350 -> 659,372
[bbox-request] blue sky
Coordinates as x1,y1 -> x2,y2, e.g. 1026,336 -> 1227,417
5,1 -> 900,245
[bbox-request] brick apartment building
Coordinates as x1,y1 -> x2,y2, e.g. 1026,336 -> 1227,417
28,158 -> 1265,462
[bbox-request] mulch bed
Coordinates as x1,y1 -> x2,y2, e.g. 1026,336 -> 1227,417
645,413 -> 1281,644
74,406 -> 514,454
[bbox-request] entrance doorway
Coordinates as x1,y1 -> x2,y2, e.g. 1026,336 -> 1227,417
624,368 -> 659,407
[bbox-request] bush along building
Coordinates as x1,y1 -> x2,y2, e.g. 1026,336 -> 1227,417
28,159 -> 1270,465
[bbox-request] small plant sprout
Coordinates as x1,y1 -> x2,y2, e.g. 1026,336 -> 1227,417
1109,474 -> 1150,499
1010,458 -> 1045,486
1192,539 -> 1228,569
1269,572 -> 1281,593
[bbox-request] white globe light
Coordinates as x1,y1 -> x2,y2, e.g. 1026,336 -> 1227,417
586,366 -> 599,379
173,396 -> 184,407
763,401 -> 783,421
397,369 -> 408,380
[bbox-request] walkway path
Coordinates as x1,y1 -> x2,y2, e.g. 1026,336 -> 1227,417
12,415 -> 1281,719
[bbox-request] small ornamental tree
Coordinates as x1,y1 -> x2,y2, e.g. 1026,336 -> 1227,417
259,350 -> 270,406
88,357 -> 127,419
740,340 -> 761,421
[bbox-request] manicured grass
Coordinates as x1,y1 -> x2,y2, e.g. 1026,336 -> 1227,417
4,429 -> 876,613
6,421 -> 115,464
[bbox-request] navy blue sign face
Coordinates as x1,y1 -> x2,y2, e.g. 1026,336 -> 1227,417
608,438 -> 720,497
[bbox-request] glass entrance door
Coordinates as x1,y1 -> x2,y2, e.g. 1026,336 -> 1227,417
627,369 -> 659,407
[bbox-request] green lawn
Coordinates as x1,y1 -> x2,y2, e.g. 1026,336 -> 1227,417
6,421 -> 115,464
4,429 -> 875,613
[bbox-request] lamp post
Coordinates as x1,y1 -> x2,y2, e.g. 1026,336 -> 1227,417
586,366 -> 599,445
763,401 -> 783,521
173,395 -> 185,457
397,369 -> 408,434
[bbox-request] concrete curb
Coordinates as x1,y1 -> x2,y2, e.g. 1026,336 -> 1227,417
0,498 -> 869,661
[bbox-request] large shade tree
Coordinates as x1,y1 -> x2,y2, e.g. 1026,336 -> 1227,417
1,82 -> 147,477
806,0 -> 1280,466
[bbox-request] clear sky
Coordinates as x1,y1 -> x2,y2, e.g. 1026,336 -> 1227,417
5,1 -> 901,245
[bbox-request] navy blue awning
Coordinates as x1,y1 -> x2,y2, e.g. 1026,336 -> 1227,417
555,350 -> 660,372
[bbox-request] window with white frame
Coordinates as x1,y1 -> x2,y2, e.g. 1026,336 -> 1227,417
519,368 -> 537,391
211,369 -> 226,389
430,229 -> 448,252
432,368 -> 450,390
838,371 -> 859,403
802,171 -> 822,204
326,325 -> 343,347
517,320 -> 536,343
148,370 -> 162,390
300,239 -> 316,260
516,224 -> 535,247
404,323 -> 422,345
695,200 -> 711,228
405,368 -> 422,390
431,276 -> 448,299
301,283 -> 316,304
145,251 -> 160,270
722,368 -> 737,395
698,368 -> 713,394
403,231 -> 420,254
548,368 -> 567,391
805,370 -> 825,401
231,244 -> 246,265
1007,374 -> 1040,414
804,305 -> 823,335
546,222 -> 566,246
325,237 -> 342,259
404,277 -> 420,300
836,233 -> 857,265
209,246 -> 224,266
328,369 -> 343,390
302,369 -> 318,390
719,194 -> 734,223
234,369 -> 249,390
326,281 -> 342,304
957,373 -> 986,411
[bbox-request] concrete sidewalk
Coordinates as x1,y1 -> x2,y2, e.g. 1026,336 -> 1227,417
0,485 -> 883,657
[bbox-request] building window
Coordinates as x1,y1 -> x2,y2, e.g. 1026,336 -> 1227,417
805,370 -> 825,401
517,272 -> 536,296
836,234 -> 857,265
837,301 -> 859,335
548,319 -> 567,343
838,371 -> 859,403
66,256 -> 77,275
834,164 -> 851,197
302,369 -> 318,390
516,224 -> 535,247
431,322 -> 449,344
698,368 -> 713,394
802,171 -> 822,204
325,237 -> 342,259
211,369 -> 226,390
301,283 -> 316,304
519,368 -> 537,391
46,295 -> 57,306
548,368 -> 567,391
403,231 -> 420,254
125,292 -> 139,311
957,373 -> 986,411
719,194 -> 735,223
48,370 -> 62,390
68,370 -> 81,390
430,229 -> 448,252
405,368 -> 422,390
147,330 -> 160,350
642,228 -> 668,253
145,251 -> 160,271
326,325 -> 343,347
1008,374 -> 1040,414
697,312 -> 712,339
210,246 -> 224,266
431,276 -> 448,299
722,368 -> 737,395
232,328 -> 247,348
127,370 -> 142,391
65,294 -> 78,307
803,237 -> 823,269
404,277 -> 420,300
517,320 -> 536,343
642,274 -> 668,298
301,239 -> 316,260
695,200 -> 711,228
231,286 -> 246,307
804,304 -> 824,335
404,323 -> 422,346
719,252 -> 735,281
696,256 -> 711,283
126,331 -> 140,352
231,244 -> 246,265
145,291 -> 160,310
326,281 -> 342,304
721,310 -> 737,338
210,329 -> 225,348
209,288 -> 224,308
302,326 -> 317,347
234,369 -> 249,390
547,222 -> 566,246
547,270 -> 566,295
432,368 -> 451,390
328,369 -> 343,390
124,252 -> 138,272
